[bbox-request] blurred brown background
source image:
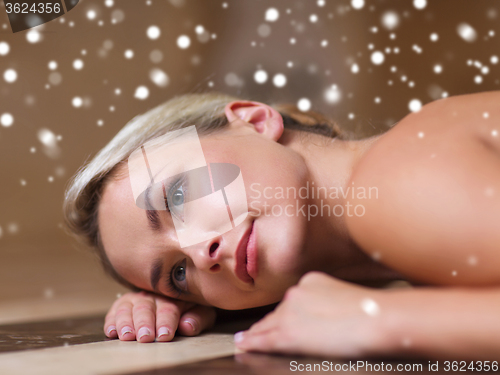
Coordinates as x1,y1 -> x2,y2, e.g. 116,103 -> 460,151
0,0 -> 498,322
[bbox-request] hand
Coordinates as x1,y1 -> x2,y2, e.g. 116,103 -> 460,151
234,271 -> 388,358
104,291 -> 216,343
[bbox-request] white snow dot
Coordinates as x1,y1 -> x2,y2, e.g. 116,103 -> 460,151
38,128 -> 57,147
289,37 -> 296,44
467,255 -> 478,266
492,129 -> 498,137
309,14 -> 318,23
389,33 -> 396,40
30,147 -> 36,153
48,72 -> 62,85
48,176 -> 54,182
26,29 -> 41,43
87,10 -> 96,20
273,73 -> 287,87
402,338 -> 412,347
254,69 -> 268,84
97,119 -> 104,126
381,11 -> 399,30
72,97 -> 82,108
149,49 -> 163,63
489,30 -> 495,37
73,59 -> 84,70
265,8 -> 279,22
371,51 -> 385,65
48,61 -> 58,70
20,179 -> 26,186
474,75 -> 483,84
409,99 -> 422,112
1,113 -> 14,127
351,0 -> 365,10
124,49 -> 134,59
452,270 -> 457,276
0,41 -> 10,55
44,288 -> 54,298
433,64 -> 442,74
109,106 -> 115,112
4,69 -> 17,83
257,24 -> 271,38
325,85 -> 342,104
418,131 -> 425,138
348,113 -> 355,120
317,0 -> 325,6
374,97 -> 381,104
134,86 -> 149,100
8,222 -> 19,234
195,25 -> 205,34
491,56 -> 499,64
351,63 -> 359,74
114,88 -> 121,95
413,0 -> 427,9
457,23 -> 477,42
105,0 -> 114,7
287,61 -> 293,68
481,66 -> 490,75
320,39 -> 328,47
149,68 -> 169,87
147,26 -> 161,40
360,298 -> 380,316
408,81 -> 415,88
297,98 -> 311,112
430,33 -> 439,42
390,66 -> 397,72
483,112 -> 489,119
177,35 -> 191,49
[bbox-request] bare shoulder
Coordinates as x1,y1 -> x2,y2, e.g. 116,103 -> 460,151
345,91 -> 500,286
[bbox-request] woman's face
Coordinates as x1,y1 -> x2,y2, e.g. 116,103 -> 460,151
98,105 -> 313,309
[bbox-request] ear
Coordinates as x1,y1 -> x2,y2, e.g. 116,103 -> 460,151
224,100 -> 284,141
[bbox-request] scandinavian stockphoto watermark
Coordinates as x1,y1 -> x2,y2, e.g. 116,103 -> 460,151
249,182 -> 378,220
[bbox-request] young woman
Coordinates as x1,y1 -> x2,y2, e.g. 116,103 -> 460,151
63,91 -> 500,360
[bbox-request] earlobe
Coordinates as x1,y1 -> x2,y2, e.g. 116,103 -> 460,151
224,101 -> 284,141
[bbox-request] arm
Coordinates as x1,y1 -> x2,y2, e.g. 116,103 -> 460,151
235,272 -> 500,360
379,285 -> 500,360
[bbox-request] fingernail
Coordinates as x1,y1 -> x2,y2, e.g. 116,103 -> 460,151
138,327 -> 151,340
157,326 -> 170,338
121,326 -> 133,336
183,318 -> 197,332
234,331 -> 245,343
107,326 -> 117,336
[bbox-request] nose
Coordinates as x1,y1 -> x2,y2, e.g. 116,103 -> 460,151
188,238 -> 222,273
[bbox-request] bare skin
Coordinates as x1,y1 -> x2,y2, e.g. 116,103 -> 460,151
101,92 -> 500,358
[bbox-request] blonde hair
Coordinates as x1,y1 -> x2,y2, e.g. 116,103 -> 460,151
62,91 -> 343,291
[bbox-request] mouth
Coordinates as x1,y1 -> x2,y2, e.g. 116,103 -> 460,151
235,221 -> 257,284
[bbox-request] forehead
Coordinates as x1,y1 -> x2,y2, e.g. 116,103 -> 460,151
98,172 -> 153,287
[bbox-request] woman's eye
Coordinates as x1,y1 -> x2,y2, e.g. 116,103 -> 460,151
171,259 -> 188,293
171,188 -> 184,206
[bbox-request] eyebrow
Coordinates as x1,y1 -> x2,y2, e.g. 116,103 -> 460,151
150,257 -> 163,293
145,184 -> 163,232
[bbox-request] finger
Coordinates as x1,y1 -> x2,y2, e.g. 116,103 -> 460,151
131,298 -> 157,343
234,329 -> 281,353
177,305 -> 217,336
103,310 -> 118,338
114,300 -> 136,341
244,311 -> 277,336
154,297 -> 186,342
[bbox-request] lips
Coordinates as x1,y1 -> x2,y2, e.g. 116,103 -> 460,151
234,222 -> 257,284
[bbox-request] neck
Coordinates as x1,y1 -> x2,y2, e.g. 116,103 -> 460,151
279,129 -> 402,284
